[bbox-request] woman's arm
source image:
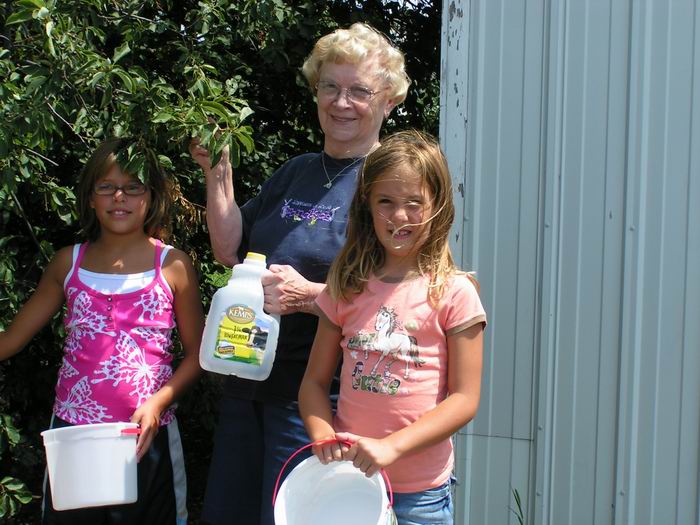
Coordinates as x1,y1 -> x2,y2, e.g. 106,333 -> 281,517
130,249 -> 205,459
298,313 -> 344,462
338,322 -> 484,477
189,140 -> 242,267
0,248 -> 70,360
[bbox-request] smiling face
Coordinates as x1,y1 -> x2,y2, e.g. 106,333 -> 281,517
89,165 -> 151,238
317,57 -> 397,158
368,165 -> 434,271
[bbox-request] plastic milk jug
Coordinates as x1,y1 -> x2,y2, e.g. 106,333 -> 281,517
199,252 -> 280,380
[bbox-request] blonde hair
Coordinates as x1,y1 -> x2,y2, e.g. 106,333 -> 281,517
302,22 -> 411,104
327,130 -> 468,306
77,138 -> 172,241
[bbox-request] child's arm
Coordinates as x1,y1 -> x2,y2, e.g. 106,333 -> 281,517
298,313 -> 344,463
0,248 -> 70,360
130,249 -> 204,460
338,323 -> 484,477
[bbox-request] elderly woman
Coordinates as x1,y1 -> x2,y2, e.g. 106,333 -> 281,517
190,22 -> 410,525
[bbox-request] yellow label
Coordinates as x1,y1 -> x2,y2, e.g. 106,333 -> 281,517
213,304 -> 268,365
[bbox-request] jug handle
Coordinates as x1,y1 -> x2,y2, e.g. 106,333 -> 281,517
271,438 -> 393,510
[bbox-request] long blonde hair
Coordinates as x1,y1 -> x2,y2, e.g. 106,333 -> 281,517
327,130 -> 462,305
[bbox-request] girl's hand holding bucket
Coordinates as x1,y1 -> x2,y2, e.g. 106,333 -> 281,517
130,396 -> 165,461
311,436 -> 346,464
335,432 -> 402,478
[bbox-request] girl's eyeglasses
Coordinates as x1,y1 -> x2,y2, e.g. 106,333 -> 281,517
94,182 -> 147,196
315,80 -> 385,103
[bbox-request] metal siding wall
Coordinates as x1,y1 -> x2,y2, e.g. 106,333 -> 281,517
441,0 -> 700,524
441,0 -> 546,523
614,1 -> 700,524
539,1 -> 629,523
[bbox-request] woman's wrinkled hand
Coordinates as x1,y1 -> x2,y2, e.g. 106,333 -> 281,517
261,265 -> 317,315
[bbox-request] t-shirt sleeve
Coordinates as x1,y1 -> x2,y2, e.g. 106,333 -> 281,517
443,274 -> 487,336
315,288 -> 341,328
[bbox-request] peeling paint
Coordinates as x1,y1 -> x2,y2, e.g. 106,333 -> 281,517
448,1 -> 464,22
458,183 -> 465,198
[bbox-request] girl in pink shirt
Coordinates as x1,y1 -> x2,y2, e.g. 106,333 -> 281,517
0,138 -> 204,525
299,130 -> 486,525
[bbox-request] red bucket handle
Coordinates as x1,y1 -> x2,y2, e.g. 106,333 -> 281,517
120,427 -> 141,435
272,438 -> 393,510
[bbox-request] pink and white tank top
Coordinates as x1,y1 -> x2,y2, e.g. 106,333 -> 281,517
53,240 -> 176,426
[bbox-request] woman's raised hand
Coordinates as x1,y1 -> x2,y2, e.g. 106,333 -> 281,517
189,137 -> 230,174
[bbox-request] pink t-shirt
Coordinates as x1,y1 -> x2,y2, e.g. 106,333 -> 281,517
53,241 -> 176,426
316,273 -> 486,493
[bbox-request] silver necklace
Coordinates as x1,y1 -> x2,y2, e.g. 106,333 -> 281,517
320,152 -> 365,189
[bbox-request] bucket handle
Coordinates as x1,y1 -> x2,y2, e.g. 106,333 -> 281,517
120,427 -> 141,436
272,438 -> 394,510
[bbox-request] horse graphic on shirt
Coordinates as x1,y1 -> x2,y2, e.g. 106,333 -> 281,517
369,306 -> 425,379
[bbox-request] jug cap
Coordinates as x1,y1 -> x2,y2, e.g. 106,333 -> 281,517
245,252 -> 266,262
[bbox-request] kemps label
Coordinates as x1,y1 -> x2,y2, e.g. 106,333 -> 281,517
214,304 -> 271,365
226,305 -> 255,324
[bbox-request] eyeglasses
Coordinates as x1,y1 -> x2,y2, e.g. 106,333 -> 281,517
94,182 -> 148,196
316,80 -> 385,103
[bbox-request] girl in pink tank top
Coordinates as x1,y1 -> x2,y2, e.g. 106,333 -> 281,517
0,138 -> 204,524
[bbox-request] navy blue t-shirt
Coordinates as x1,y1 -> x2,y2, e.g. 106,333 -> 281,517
223,152 -> 361,403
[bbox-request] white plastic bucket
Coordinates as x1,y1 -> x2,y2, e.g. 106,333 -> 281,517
273,442 -> 396,525
41,422 -> 140,510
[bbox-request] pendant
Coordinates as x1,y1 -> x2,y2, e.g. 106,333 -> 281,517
324,181 -> 332,189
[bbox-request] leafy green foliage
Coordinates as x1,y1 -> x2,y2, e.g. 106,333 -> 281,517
0,0 -> 440,521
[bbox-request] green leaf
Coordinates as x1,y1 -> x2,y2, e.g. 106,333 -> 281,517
3,481 -> 23,492
238,106 -> 254,123
18,0 -> 46,8
34,6 -> 50,19
5,10 -> 34,25
16,493 -> 33,504
152,111 -> 173,123
200,101 -> 230,122
229,138 -> 240,168
112,70 -> 133,92
112,42 -> 131,64
234,130 -> 254,154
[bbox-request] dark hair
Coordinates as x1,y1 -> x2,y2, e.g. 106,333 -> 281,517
77,138 -> 172,241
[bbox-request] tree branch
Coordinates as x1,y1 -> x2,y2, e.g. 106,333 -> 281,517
10,191 -> 50,263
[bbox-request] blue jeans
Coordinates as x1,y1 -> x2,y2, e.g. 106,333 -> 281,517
201,396 -> 311,525
391,478 -> 454,525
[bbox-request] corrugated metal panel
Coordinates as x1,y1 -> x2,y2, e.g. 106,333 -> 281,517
441,0 -> 546,522
440,0 -> 700,524
614,1 -> 700,524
